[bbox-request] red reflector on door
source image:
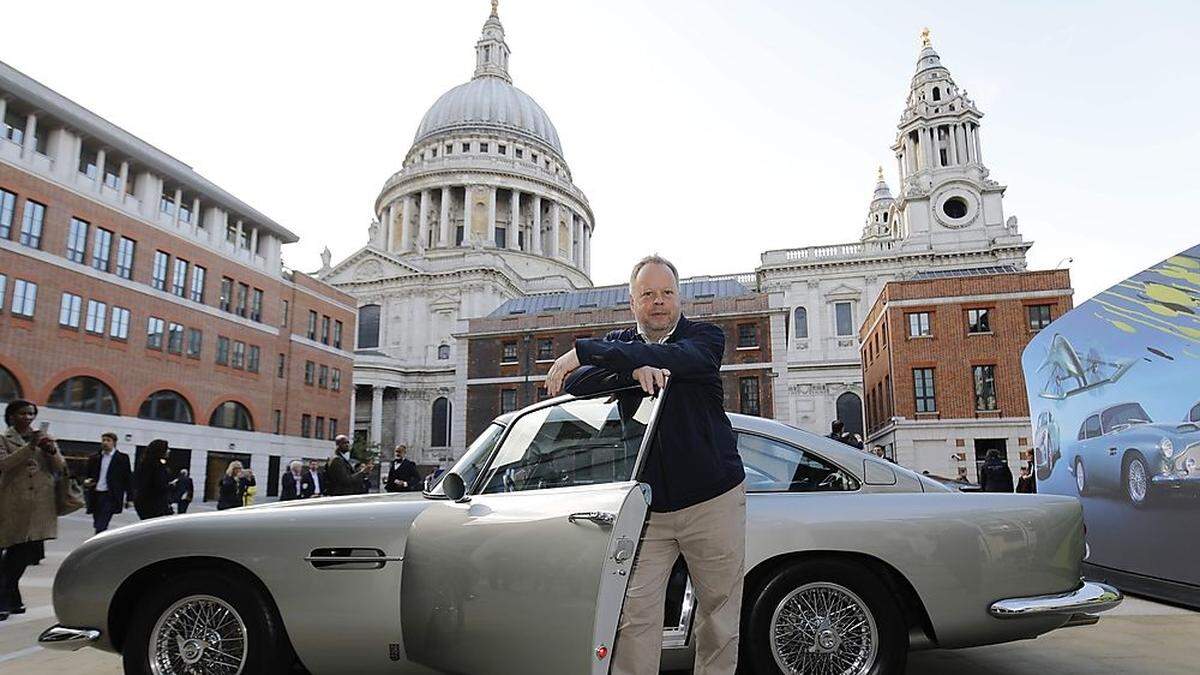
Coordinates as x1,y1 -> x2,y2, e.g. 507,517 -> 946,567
596,645 -> 609,660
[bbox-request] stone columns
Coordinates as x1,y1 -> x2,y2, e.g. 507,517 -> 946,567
173,188 -> 183,226
418,190 -> 430,249
118,161 -> 130,197
508,189 -> 521,250
235,219 -> 245,249
386,203 -> 396,251
487,186 -> 497,246
400,195 -> 414,252
896,154 -> 905,184
370,386 -> 384,449
583,224 -> 591,274
250,227 -> 259,255
532,195 -> 542,255
94,150 -> 106,192
972,124 -> 982,164
0,99 -> 6,133
348,386 -> 356,439
20,113 -> 37,158
439,187 -> 451,247
550,201 -> 561,259
462,187 -> 473,244
564,209 -> 575,265
949,125 -> 959,165
192,197 -> 201,230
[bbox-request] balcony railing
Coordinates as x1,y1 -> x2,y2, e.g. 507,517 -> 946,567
761,239 -> 900,265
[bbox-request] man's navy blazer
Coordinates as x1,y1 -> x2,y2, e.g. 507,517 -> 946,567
572,315 -> 744,512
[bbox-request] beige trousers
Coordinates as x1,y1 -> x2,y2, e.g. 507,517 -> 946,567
612,482 -> 746,675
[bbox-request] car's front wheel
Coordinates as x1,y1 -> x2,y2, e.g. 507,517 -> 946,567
122,570 -> 290,675
745,559 -> 907,675
1074,457 -> 1089,496
1123,453 -> 1152,508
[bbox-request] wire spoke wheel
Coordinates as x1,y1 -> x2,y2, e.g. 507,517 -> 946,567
769,581 -> 878,675
149,595 -> 248,675
1127,458 -> 1147,504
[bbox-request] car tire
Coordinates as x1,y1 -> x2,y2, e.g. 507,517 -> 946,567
122,570 -> 291,675
744,559 -> 907,675
1123,453 -> 1152,509
1074,457 -> 1089,496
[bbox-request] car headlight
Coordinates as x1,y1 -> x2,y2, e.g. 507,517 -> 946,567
1159,437 -> 1174,458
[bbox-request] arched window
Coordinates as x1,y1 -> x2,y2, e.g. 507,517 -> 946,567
836,392 -> 864,440
437,344 -> 451,360
209,401 -> 254,431
431,397 -> 451,447
48,376 -> 119,415
0,364 -> 22,403
932,86 -> 941,101
793,307 -> 808,340
357,304 -> 381,349
138,390 -> 194,424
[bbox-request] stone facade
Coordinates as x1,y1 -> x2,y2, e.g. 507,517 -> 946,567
858,269 -> 1074,479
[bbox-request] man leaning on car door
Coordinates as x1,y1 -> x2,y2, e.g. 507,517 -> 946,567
547,254 -> 747,675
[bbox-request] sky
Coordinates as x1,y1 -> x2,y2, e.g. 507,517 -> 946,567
3,0 -> 1198,302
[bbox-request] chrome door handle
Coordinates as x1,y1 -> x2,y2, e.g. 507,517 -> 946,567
1108,447 -> 1117,456
568,511 -> 615,526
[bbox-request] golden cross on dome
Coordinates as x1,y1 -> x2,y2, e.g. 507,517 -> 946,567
921,27 -> 932,47
491,0 -> 499,17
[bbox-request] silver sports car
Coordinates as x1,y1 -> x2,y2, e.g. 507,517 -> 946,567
40,384 -> 1121,674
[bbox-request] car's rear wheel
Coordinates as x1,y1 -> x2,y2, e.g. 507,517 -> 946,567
1123,453 -> 1152,508
745,559 -> 907,675
1074,457 -> 1089,496
122,570 -> 290,675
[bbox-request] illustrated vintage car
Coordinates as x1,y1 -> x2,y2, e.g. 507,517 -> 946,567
1187,401 -> 1200,424
1033,410 -> 1061,481
1068,401 -> 1200,506
40,384 -> 1121,675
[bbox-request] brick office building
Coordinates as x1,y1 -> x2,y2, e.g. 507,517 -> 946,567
457,277 -> 785,449
0,61 -> 354,500
859,268 -> 1072,480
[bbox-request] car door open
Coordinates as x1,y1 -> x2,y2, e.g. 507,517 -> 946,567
401,385 -> 665,675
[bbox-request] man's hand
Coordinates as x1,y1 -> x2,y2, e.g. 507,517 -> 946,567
632,366 -> 670,396
545,348 -> 581,397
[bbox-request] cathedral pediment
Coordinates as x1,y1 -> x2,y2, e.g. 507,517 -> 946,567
825,283 -> 862,300
320,247 -> 425,285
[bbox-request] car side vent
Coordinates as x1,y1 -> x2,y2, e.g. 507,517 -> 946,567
304,547 -> 402,570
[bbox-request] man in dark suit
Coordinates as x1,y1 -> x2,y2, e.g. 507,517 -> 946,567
172,469 -> 194,514
385,445 -> 423,492
307,460 -> 326,497
326,435 -> 374,496
83,432 -> 132,534
280,460 -> 315,500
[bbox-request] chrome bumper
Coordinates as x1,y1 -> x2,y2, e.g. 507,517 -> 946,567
990,581 -> 1122,619
37,625 -> 101,651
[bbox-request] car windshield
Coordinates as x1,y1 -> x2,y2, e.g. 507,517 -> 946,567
426,423 -> 505,497
1101,402 -> 1152,433
476,389 -> 655,494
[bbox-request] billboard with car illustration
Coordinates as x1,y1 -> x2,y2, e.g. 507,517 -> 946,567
1022,244 -> 1200,607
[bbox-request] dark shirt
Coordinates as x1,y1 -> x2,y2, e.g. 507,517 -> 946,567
174,477 -> 194,503
1016,474 -> 1036,494
573,315 -> 745,512
326,454 -> 370,496
84,450 -> 131,511
979,458 -> 1015,493
217,475 -> 244,510
280,470 -> 315,500
133,460 -> 172,518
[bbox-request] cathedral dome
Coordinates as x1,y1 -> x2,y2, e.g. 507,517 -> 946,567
414,77 -> 563,154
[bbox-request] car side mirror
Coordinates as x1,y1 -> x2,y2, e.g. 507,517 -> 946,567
442,471 -> 468,502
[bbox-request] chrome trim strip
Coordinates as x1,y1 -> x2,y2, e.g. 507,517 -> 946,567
38,625 -> 101,651
989,581 -> 1122,618
303,555 -> 404,563
661,576 -> 696,649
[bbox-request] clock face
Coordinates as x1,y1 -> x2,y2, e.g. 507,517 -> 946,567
933,190 -> 977,229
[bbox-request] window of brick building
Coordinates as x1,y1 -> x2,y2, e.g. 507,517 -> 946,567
973,365 -> 997,411
500,388 -> 518,413
315,417 -> 325,440
318,365 -> 329,389
277,353 -> 286,378
967,308 -> 990,334
91,228 -> 113,272
537,338 -> 554,361
231,341 -> 246,369
907,312 -> 931,337
151,251 -> 169,291
739,377 -> 761,416
307,310 -> 318,340
334,320 -> 343,348
187,328 -> 202,358
0,189 -> 16,238
167,323 -> 184,354
1027,305 -> 1053,332
11,279 -> 36,317
301,414 -> 312,438
216,336 -> 230,365
247,345 -> 260,373
66,217 -> 88,263
321,315 -> 330,344
59,292 -> 82,328
115,237 -> 136,279
250,289 -> 263,322
913,368 -> 936,413
146,317 -> 165,350
109,306 -> 130,339
19,200 -> 45,248
304,360 -> 315,385
331,368 -> 341,391
85,300 -> 106,334
171,259 -> 188,297
273,410 -> 282,435
737,323 -> 759,349
235,283 -> 249,317
190,266 -> 206,303
501,342 -> 518,364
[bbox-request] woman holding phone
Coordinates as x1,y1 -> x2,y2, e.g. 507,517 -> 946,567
0,399 -> 65,620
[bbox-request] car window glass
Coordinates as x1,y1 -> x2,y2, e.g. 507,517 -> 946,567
428,423 -> 505,496
736,433 -> 858,492
1190,403 -> 1200,423
1081,415 -> 1102,440
1100,403 -> 1152,433
478,390 -> 654,494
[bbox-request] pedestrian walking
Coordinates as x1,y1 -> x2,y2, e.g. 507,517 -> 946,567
172,469 -> 194,513
385,445 -> 423,492
0,400 -> 66,620
326,435 -> 374,496
1016,464 -> 1037,494
82,431 -> 132,533
979,449 -> 1015,493
240,469 -> 257,507
280,461 -> 314,501
547,255 -> 747,675
307,460 -> 326,498
827,419 -> 863,449
217,461 -> 246,510
133,439 -> 173,519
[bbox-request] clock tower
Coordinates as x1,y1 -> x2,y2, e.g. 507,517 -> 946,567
891,29 -> 1022,252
